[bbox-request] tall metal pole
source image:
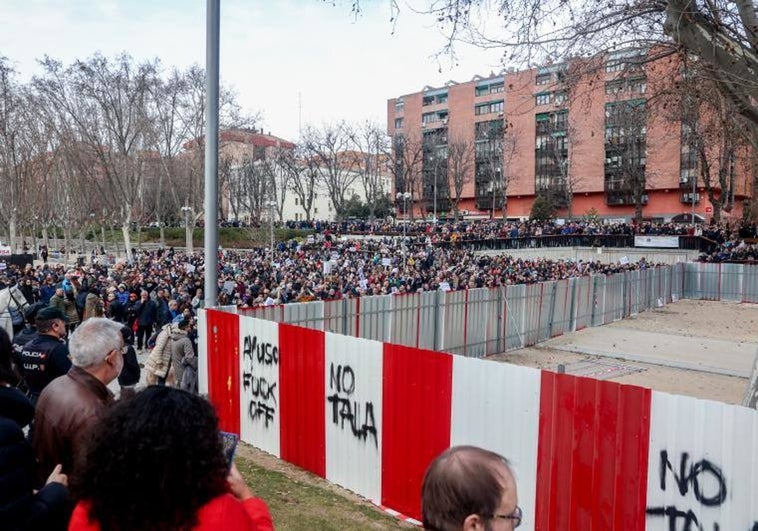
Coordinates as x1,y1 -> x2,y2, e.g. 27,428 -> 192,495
204,0 -> 220,309
690,168 -> 697,225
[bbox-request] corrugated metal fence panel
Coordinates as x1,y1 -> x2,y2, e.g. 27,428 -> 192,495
282,300 -> 324,331
646,391 -> 758,531
536,372 -> 652,530
325,333 -> 384,504
591,275 -> 606,327
523,283 -> 543,346
341,298 -> 359,337
391,293 -> 421,348
417,291 -> 440,351
682,262 -> 699,299
572,276 -> 592,331
550,279 -> 571,337
699,263 -> 723,301
238,316 -> 280,457
323,299 -> 346,335
603,273 -> 625,323
279,323 -> 325,478
485,288 -> 504,355
504,284 -> 527,350
441,290 -> 468,355
465,288 -> 490,358
197,308 -> 209,396
537,282 -> 556,342
721,263 -> 744,302
204,309 -> 241,435
358,295 -> 392,342
381,343 -> 453,522
670,262 -> 684,302
450,356 -> 542,531
745,264 -> 758,303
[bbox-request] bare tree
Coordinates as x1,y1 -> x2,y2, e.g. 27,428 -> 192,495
283,146 -> 318,222
604,99 -> 649,222
447,134 -> 474,220
354,121 -> 389,220
302,122 -> 359,218
387,132 -> 425,220
33,53 -> 157,262
683,92 -> 744,223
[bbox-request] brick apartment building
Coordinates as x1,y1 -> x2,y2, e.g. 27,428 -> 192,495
386,50 -> 754,222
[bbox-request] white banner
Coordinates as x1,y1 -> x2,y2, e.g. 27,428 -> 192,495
634,235 -> 679,248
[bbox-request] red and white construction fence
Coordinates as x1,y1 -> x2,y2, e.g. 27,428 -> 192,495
198,308 -> 758,530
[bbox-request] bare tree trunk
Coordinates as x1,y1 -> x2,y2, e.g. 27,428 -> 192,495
9,213 -> 17,253
121,210 -> 134,264
42,226 -> 49,250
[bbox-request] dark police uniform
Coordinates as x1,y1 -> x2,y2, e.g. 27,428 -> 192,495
18,335 -> 71,404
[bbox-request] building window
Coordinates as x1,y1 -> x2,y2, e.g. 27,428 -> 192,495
394,117 -> 404,129
476,82 -> 505,96
605,81 -> 623,95
295,198 -> 299,206
314,208 -> 318,214
606,60 -> 625,72
536,73 -> 551,85
423,95 -> 434,106
395,99 -> 404,113
535,93 -> 550,106
628,78 -> 647,94
475,100 -> 504,115
436,94 -> 448,104
553,91 -> 567,106
422,112 -> 438,125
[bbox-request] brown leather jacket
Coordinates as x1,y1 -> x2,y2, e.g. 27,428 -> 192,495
33,366 -> 114,482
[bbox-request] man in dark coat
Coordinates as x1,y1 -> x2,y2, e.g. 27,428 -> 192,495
134,291 -> 157,351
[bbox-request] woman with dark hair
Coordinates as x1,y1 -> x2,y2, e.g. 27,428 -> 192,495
0,327 -> 70,530
69,386 -> 274,531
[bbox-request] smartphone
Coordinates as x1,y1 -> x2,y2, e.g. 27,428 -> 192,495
220,431 -> 239,468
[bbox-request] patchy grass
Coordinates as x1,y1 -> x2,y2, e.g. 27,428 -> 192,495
235,445 -> 413,531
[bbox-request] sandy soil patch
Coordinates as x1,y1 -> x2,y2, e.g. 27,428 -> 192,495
489,300 -> 757,405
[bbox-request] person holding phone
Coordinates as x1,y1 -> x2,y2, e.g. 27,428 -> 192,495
68,386 -> 273,530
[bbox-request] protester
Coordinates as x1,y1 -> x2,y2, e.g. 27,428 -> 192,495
117,326 -> 140,400
170,317 -> 197,393
17,307 -> 71,405
421,445 -> 521,530
68,386 -> 274,530
33,318 -> 122,482
0,327 -> 70,531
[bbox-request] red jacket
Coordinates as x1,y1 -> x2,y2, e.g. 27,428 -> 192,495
68,493 -> 274,530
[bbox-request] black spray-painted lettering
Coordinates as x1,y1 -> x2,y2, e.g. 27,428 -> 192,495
242,334 -> 279,429
658,451 -> 727,507
243,335 -> 279,365
327,363 -> 377,447
248,400 -> 275,428
647,451 -> 757,530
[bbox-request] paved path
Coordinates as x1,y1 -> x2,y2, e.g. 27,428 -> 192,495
546,325 -> 757,378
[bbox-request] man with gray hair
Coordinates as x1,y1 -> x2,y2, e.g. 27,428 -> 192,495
33,317 -> 124,482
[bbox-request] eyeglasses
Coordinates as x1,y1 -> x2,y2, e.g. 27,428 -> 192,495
485,505 -> 522,528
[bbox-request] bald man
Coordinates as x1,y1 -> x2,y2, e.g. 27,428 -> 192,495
421,446 -> 521,531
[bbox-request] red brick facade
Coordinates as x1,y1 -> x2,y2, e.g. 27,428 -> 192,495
387,55 -> 753,222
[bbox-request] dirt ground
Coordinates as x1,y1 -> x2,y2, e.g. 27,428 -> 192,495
489,299 -> 758,404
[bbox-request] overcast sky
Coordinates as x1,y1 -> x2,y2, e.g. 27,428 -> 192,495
1,0 -> 505,141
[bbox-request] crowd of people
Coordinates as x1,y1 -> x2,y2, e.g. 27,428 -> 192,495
2,216 -> 757,529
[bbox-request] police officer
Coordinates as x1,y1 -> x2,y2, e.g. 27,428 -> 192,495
12,301 -> 45,357
18,306 -> 71,405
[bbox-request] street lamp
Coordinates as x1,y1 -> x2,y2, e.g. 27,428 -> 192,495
396,191 -> 412,263
181,206 -> 192,253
